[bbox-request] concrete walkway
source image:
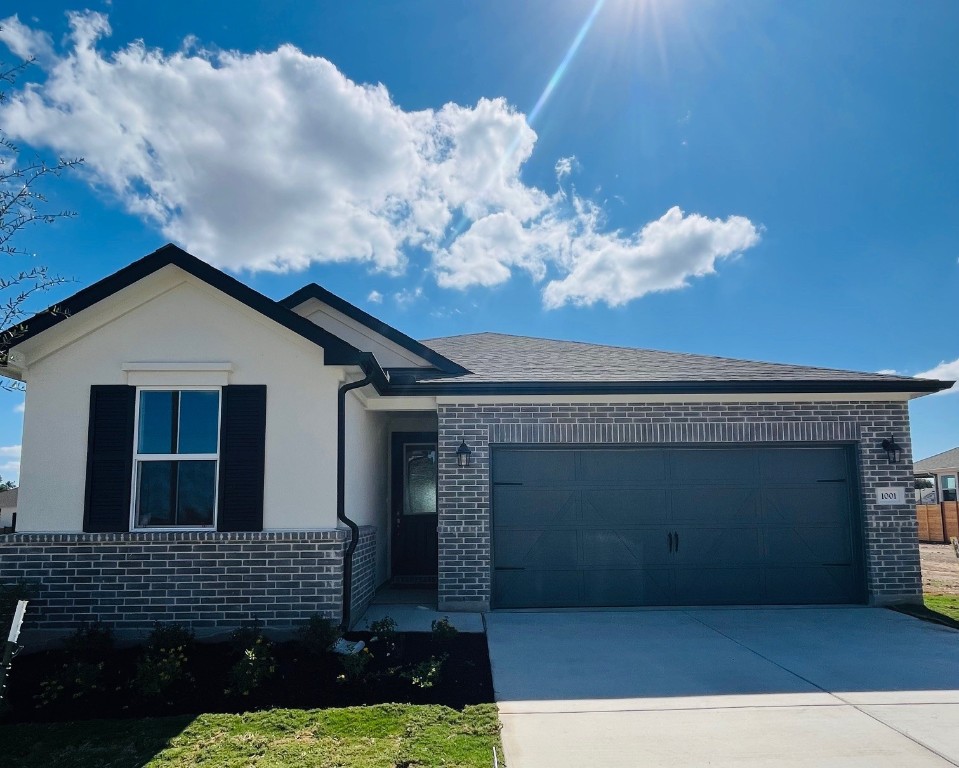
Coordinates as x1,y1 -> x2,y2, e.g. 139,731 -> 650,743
485,607 -> 959,767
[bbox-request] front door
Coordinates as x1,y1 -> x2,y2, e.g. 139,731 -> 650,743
391,432 -> 439,583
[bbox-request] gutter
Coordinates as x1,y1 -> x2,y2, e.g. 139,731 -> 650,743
335,355 -> 385,631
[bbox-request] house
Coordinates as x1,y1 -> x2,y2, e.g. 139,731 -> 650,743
915,447 -> 959,503
0,487 -> 16,533
0,244 -> 952,635
914,447 -> 959,544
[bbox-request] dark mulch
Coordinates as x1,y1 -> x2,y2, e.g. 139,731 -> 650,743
2,631 -> 494,723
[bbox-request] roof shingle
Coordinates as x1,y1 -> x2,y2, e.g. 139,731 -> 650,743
418,332 -> 944,386
915,448 -> 959,474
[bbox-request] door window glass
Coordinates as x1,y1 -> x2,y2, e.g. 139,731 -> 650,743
404,445 -> 437,515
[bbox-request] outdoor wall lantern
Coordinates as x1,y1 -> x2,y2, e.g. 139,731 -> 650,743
455,439 -> 473,468
881,435 -> 903,464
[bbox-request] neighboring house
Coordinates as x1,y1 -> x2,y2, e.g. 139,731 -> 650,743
0,487 -> 16,532
915,448 -> 959,502
0,244 -> 952,634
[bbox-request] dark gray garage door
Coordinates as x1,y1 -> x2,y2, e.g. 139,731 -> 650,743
492,446 -> 864,608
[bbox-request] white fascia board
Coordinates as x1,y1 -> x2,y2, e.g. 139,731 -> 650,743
365,395 -> 438,411
434,391 -> 915,405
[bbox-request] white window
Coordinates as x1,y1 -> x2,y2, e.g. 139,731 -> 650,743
131,388 -> 221,529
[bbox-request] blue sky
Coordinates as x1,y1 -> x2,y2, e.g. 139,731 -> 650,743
0,0 -> 957,481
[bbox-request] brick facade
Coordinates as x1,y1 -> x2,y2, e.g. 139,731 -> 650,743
437,400 -> 918,611
349,526 -> 377,624
0,526 -> 375,634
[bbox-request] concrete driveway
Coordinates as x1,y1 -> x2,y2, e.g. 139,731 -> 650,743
485,608 -> 959,767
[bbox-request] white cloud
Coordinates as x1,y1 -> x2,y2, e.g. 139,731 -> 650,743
0,444 -> 20,483
0,13 -> 761,308
366,290 -> 383,304
0,14 -> 54,65
394,286 -> 423,307
13,402 -> 24,414
916,357 -> 959,395
554,156 -> 577,180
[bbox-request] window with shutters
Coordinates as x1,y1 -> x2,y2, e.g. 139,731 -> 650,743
131,388 -> 220,529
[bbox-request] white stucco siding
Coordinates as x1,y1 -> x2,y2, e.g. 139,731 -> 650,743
16,270 -> 342,532
345,391 -> 389,586
294,298 -> 433,370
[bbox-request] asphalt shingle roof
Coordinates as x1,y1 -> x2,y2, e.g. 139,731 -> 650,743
915,448 -> 959,474
418,332 -> 941,386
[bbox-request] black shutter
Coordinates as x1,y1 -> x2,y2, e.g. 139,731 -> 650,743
217,385 -> 266,532
83,385 -> 136,532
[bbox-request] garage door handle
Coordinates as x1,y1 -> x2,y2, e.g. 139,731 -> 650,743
816,479 -> 847,483
495,567 -> 526,571
674,532 -> 679,552
667,532 -> 674,552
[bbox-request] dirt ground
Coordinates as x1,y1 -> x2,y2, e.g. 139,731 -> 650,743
921,543 -> 959,595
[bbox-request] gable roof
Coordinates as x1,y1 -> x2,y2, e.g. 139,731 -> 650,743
404,332 -> 954,395
280,283 -> 468,377
0,487 -> 17,507
915,447 -> 959,474
2,244 -> 368,367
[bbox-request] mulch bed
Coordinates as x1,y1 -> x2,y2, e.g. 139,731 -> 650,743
2,631 -> 494,723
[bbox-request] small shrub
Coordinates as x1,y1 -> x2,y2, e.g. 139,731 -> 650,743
34,660 -> 105,708
401,653 -> 448,689
431,617 -> 458,643
131,622 -> 195,700
369,615 -> 398,648
297,614 -> 342,655
336,646 -> 372,684
145,621 -> 194,653
34,620 -> 115,707
227,622 -> 276,697
62,621 -> 114,660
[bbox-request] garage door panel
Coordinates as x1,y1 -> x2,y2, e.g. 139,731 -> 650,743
583,568 -> 673,606
760,448 -> 848,484
764,526 -> 852,565
582,528 -> 672,567
673,526 -> 763,565
764,565 -> 860,604
494,528 -> 579,569
673,567 -> 764,605
491,446 -> 862,608
670,487 -> 761,525
578,449 -> 667,484
493,488 -> 577,528
582,489 -> 668,526
492,449 -> 576,485
764,486 -> 850,526
669,449 -> 758,484
494,570 -> 582,609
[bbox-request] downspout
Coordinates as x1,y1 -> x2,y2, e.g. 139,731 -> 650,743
337,371 -> 373,631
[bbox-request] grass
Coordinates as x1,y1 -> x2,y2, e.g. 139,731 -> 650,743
0,704 -> 504,768
925,594 -> 959,623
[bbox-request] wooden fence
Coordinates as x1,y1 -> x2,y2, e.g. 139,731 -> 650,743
917,501 -> 959,543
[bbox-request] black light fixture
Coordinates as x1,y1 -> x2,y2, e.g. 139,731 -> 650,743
455,439 -> 472,468
881,435 -> 903,464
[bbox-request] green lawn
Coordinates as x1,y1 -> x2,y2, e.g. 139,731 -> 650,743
0,704 -> 504,768
925,594 -> 959,623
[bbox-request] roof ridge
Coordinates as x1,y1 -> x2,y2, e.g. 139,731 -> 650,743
420,332 -> 923,381
916,446 -> 959,464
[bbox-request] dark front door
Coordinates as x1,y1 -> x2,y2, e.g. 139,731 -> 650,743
492,445 -> 864,608
391,432 -> 439,582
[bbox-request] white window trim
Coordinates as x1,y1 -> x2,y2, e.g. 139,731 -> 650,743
129,385 -> 222,532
